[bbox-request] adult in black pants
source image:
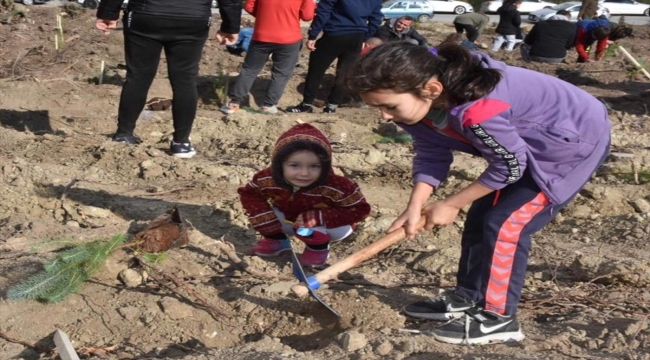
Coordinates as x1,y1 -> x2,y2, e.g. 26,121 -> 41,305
286,0 -> 383,114
95,0 -> 242,158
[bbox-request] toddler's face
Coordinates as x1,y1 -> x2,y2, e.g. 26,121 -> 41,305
282,150 -> 322,188
360,89 -> 433,125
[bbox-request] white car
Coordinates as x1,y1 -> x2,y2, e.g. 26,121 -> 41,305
527,1 -> 611,22
480,0 -> 556,13
429,0 -> 474,14
599,0 -> 649,16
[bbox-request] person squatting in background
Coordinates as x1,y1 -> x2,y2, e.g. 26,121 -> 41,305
575,18 -> 634,63
491,0 -> 522,52
521,10 -> 576,64
238,124 -> 371,267
95,0 -> 243,158
286,0 -> 383,114
376,16 -> 429,47
220,0 -> 315,115
452,11 -> 490,49
347,42 -> 611,345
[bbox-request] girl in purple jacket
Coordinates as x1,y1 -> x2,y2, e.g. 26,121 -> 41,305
347,42 -> 610,345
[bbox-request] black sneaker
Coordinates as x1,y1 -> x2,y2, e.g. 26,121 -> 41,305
170,141 -> 196,159
286,103 -> 313,113
403,289 -> 475,320
112,134 -> 141,145
430,308 -> 525,345
323,104 -> 337,113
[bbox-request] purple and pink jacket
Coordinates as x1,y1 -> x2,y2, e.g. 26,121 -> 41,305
398,53 -> 611,206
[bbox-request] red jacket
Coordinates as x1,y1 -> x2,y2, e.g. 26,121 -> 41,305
244,0 -> 315,44
238,124 -> 371,237
575,26 -> 608,61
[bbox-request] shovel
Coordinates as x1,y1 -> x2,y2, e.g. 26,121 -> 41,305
290,243 -> 341,317
291,218 -> 426,299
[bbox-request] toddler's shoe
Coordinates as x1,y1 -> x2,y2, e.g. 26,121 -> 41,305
298,247 -> 329,267
250,238 -> 291,257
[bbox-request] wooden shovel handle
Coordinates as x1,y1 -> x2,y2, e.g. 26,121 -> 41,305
291,218 -> 426,297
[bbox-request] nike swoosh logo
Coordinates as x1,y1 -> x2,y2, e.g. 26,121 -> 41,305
446,305 -> 470,312
480,320 -> 513,333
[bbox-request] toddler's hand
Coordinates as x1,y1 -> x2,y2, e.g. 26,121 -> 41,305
294,210 -> 320,228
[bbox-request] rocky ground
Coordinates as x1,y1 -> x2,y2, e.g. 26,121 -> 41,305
0,4 -> 649,360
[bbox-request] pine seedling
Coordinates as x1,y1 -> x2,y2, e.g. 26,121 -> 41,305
7,234 -> 126,303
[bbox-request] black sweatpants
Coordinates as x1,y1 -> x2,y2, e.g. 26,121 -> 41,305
302,32 -> 365,106
454,22 -> 479,43
116,12 -> 210,143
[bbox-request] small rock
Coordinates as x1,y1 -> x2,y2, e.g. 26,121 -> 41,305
630,199 -> 650,213
159,297 -> 195,320
375,341 -> 392,356
339,330 -> 367,352
364,149 -> 384,165
118,269 -> 143,287
118,306 -> 140,321
66,220 -> 80,228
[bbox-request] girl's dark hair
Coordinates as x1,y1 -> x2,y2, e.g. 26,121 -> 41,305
592,26 -> 611,40
346,42 -> 501,109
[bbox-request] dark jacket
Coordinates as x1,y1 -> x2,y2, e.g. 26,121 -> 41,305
524,18 -> 576,58
97,0 -> 242,33
376,19 -> 428,46
495,4 -> 521,35
308,0 -> 383,40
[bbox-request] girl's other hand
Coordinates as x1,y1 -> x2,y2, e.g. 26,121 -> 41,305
387,210 -> 422,239
421,200 -> 460,229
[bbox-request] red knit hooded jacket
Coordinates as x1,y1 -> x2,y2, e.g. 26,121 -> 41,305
238,124 -> 371,237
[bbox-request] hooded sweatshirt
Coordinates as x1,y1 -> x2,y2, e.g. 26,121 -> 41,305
396,53 -> 611,207
238,124 -> 371,238
575,19 -> 611,61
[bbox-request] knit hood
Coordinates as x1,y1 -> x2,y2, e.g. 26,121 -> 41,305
271,123 -> 332,190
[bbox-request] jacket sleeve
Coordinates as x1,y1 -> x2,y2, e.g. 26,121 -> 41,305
308,0 -> 336,40
238,171 -> 284,237
459,100 -> 529,190
398,124 -> 454,189
512,11 -> 521,28
317,179 -> 371,229
244,0 -> 256,16
367,1 -> 384,39
300,0 -> 316,21
219,0 -> 243,34
595,37 -> 608,60
575,27 -> 590,61
411,29 -> 429,47
476,17 -> 488,35
96,0 -> 124,20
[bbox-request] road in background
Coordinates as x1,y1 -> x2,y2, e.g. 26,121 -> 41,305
38,1 -> 650,26
433,13 -> 648,25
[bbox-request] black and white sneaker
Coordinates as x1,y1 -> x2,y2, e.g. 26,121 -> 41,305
286,103 -> 313,113
403,289 -> 475,320
431,308 -> 525,345
170,141 -> 196,159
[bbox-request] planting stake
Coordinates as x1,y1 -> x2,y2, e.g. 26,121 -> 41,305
99,60 -> 105,85
619,46 -> 650,81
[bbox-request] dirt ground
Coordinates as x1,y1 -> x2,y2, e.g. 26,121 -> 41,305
1,4 -> 650,360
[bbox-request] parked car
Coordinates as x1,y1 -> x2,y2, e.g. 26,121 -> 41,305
599,0 -> 649,16
381,0 -> 435,22
16,0 -> 49,5
527,1 -> 611,21
75,0 -> 128,9
480,0 -> 556,13
429,0 -> 474,14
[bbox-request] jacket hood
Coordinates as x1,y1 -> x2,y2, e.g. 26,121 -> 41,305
271,123 -> 332,190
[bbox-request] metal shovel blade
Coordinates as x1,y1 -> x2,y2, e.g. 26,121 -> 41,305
290,248 -> 340,317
